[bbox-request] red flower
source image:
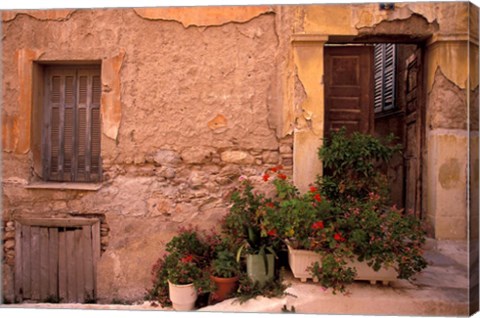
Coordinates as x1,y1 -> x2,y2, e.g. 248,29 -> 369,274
312,221 -> 324,230
334,233 -> 346,242
263,173 -> 270,182
270,167 -> 279,173
278,173 -> 287,180
181,255 -> 194,263
267,229 -> 277,236
266,202 -> 275,208
309,186 -> 318,193
314,193 -> 322,202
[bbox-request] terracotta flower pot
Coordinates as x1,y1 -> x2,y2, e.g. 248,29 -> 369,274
168,281 -> 197,311
210,275 -> 239,302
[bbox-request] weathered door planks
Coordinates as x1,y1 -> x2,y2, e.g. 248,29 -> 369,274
14,219 -> 100,303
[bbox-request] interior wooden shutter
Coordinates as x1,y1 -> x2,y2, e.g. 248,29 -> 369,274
373,45 -> 384,113
63,75 -> 76,181
48,75 -> 62,180
383,44 -> 396,111
373,44 -> 396,113
90,74 -> 102,181
46,69 -> 76,181
76,69 -> 102,182
76,74 -> 88,181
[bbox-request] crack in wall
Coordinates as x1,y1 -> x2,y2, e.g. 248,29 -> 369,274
2,10 -> 77,23
132,7 -> 274,29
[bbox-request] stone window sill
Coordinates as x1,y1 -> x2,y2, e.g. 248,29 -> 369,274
25,182 -> 102,191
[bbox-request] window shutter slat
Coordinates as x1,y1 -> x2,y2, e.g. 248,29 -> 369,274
50,107 -> 60,177
79,76 -> 88,105
92,76 -> 101,105
76,107 -> 87,181
63,107 -> 74,181
51,77 -> 61,104
90,107 -> 101,181
65,77 -> 75,105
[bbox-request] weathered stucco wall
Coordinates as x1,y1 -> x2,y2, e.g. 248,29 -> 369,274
1,7 -> 294,302
1,2 -> 477,303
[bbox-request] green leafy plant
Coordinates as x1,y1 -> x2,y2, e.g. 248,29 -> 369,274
234,272 -> 291,304
211,249 -> 241,278
318,127 -> 401,206
146,227 -> 218,307
257,130 -> 427,293
308,255 -> 356,294
262,178 -> 335,250
222,175 -> 281,275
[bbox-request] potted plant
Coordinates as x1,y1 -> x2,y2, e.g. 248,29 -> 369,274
259,130 -> 428,293
222,175 -> 280,285
146,228 -> 216,309
167,254 -> 204,310
210,249 -> 241,302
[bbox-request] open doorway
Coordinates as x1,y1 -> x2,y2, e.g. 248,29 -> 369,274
324,42 -> 425,217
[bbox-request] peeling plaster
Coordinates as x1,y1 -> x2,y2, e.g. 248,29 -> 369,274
15,48 -> 43,154
101,51 -> 125,141
356,13 -> 439,41
133,6 -> 273,28
2,10 -> 75,22
428,68 -> 468,130
427,41 -> 473,91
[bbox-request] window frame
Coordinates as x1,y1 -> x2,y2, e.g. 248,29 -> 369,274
41,64 -> 103,183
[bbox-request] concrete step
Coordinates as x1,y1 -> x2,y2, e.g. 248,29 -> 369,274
200,240 -> 471,316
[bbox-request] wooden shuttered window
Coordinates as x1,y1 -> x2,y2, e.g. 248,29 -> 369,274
44,66 -> 102,182
374,43 -> 396,113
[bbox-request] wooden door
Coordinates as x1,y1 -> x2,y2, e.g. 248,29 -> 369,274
404,49 -> 424,217
14,218 -> 100,303
324,46 -> 374,137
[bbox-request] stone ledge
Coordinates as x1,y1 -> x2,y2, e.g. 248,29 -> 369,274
24,182 -> 103,191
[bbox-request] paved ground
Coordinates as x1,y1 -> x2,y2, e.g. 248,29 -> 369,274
1,239 -> 475,316
200,239 -> 472,316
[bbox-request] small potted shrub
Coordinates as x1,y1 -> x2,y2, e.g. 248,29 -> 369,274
146,228 -> 215,310
167,254 -> 205,310
210,249 -> 241,302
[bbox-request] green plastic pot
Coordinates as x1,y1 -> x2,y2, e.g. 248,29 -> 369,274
246,253 -> 275,285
